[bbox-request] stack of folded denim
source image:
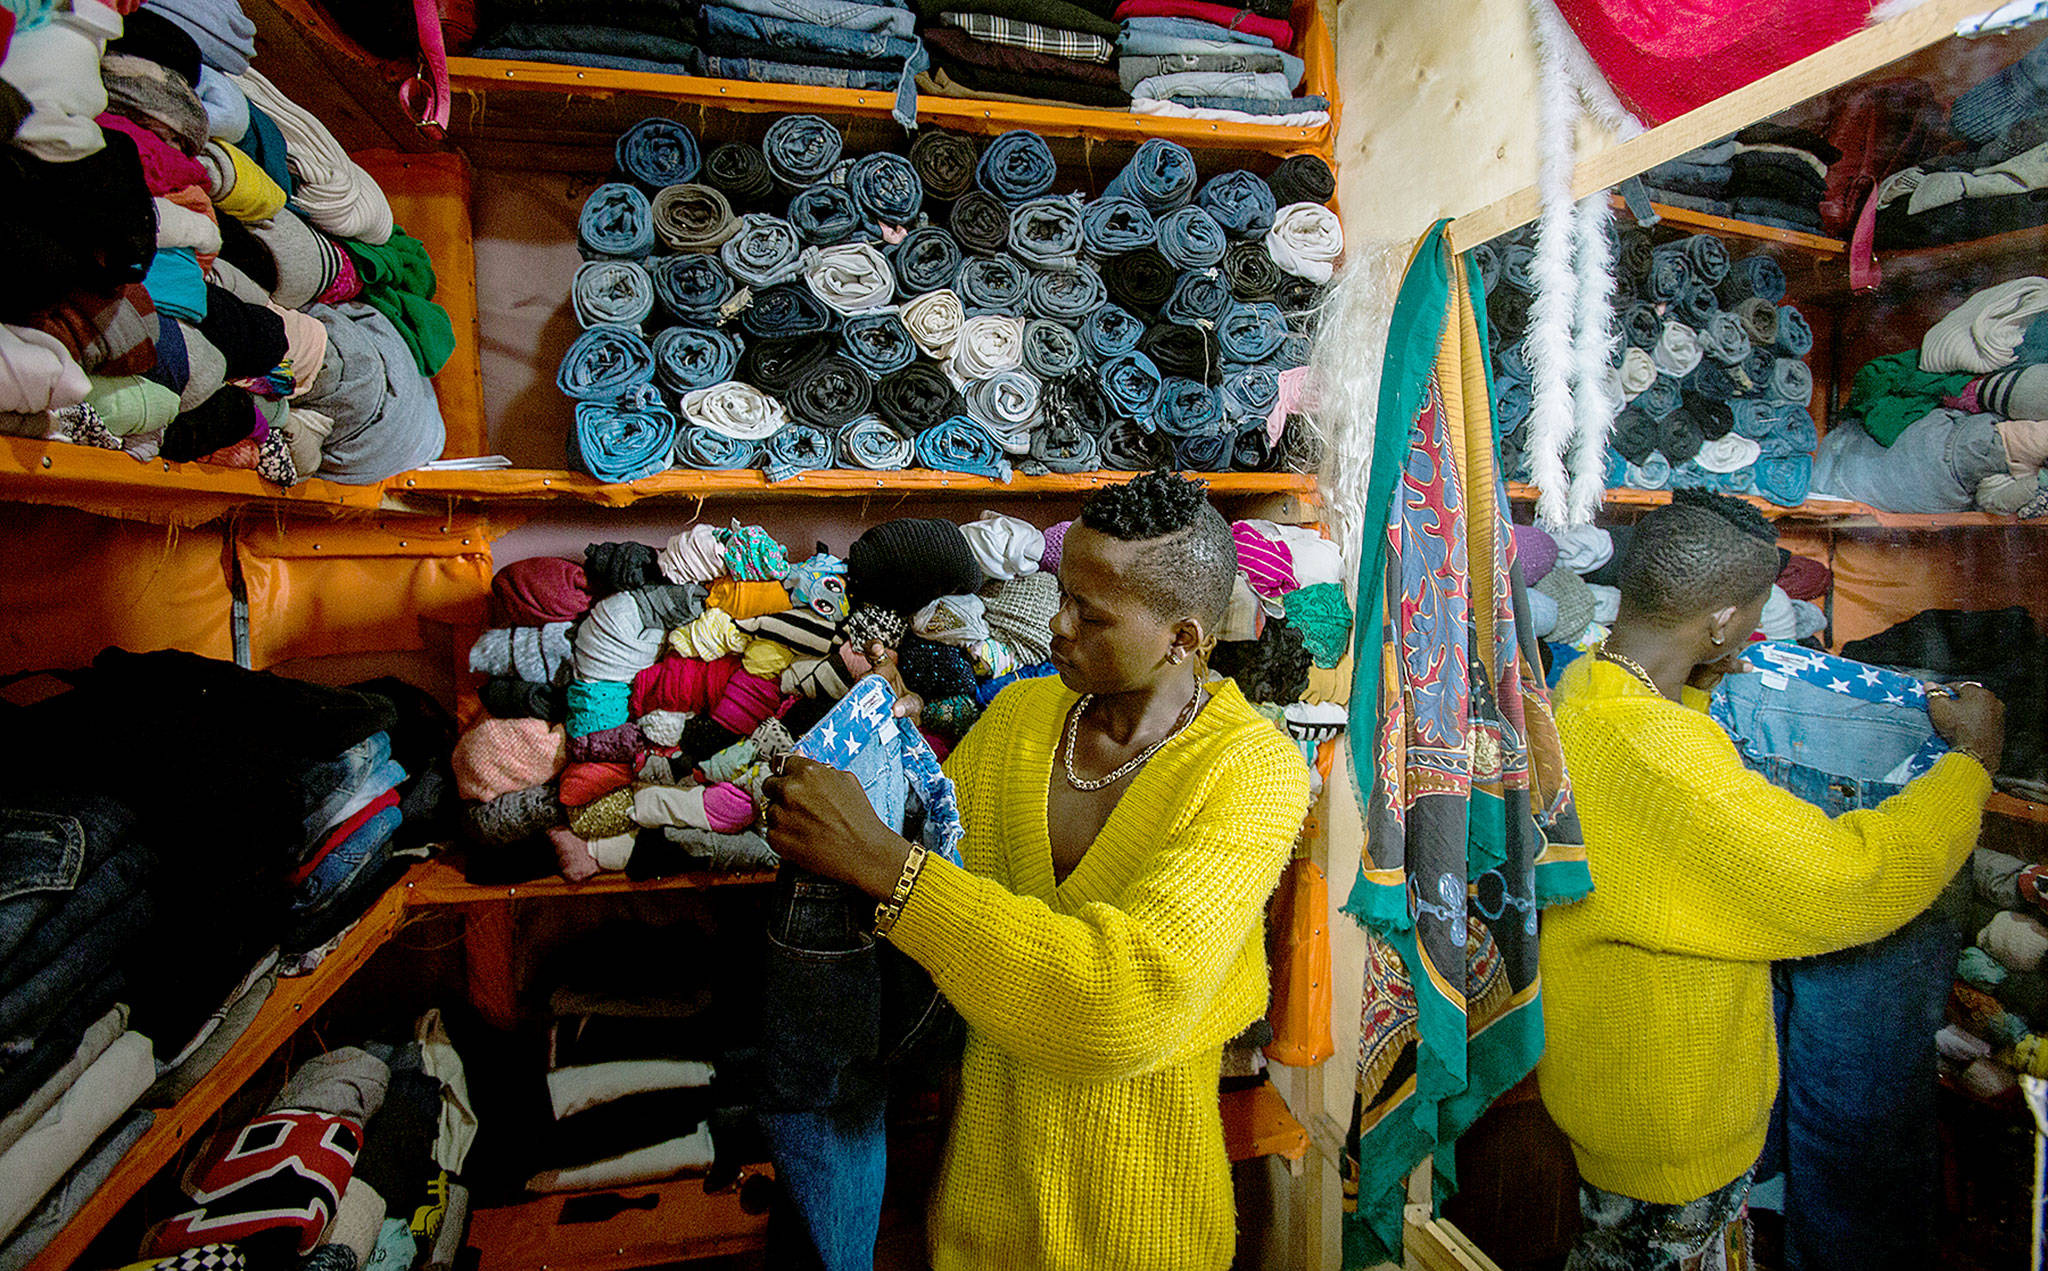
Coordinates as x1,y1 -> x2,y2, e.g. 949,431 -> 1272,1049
1112,0 -> 1326,122
916,0 -> 1128,107
1638,124 -> 1840,235
695,0 -> 928,125
468,0 -> 703,73
1478,220 -> 1818,508
561,116 -> 1335,483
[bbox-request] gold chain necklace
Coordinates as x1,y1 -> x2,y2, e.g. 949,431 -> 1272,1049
1595,646 -> 1661,696
1062,687 -> 1202,791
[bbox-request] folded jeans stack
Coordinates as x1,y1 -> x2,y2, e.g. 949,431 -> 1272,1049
1112,0 -> 1325,122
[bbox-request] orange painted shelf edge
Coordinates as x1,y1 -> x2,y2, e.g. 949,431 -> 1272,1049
1987,792 -> 2048,825
465,1172 -> 775,1271
1609,194 -> 1847,257
20,870 -> 419,1271
403,856 -> 775,905
1506,482 -> 2048,528
1221,1079 -> 1308,1163
0,435 -> 387,514
390,466 -> 1322,506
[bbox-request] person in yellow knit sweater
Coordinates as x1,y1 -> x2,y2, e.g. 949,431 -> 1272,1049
765,470 -> 1311,1271
1541,490 -> 2002,1271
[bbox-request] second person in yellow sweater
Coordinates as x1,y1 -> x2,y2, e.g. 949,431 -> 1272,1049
1540,491 -> 2000,1271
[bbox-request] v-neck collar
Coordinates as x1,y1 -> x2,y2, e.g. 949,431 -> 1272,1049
1020,681 -> 1237,907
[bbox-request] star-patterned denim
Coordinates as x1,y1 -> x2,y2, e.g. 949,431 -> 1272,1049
1709,641 -> 1946,816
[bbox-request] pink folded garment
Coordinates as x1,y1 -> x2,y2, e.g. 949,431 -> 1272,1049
453,716 -> 568,802
1231,520 -> 1295,599
1111,0 -> 1291,45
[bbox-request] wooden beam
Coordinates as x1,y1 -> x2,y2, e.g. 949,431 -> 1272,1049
1447,0 -> 1992,252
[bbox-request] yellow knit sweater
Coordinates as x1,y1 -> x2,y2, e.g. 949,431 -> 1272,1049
1540,658 -> 1989,1203
888,676 -> 1309,1271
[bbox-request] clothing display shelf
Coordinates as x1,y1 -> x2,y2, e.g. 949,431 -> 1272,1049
21,869 -> 421,1271
1503,482 -> 2048,529
389,468 -> 1323,509
1611,194 -> 1846,260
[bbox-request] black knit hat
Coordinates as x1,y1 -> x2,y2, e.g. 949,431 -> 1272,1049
847,518 -> 983,614
110,10 -> 203,88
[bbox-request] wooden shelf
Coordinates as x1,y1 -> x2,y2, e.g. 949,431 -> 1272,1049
465,1171 -> 775,1271
1614,195 -> 1846,258
1506,482 -> 2048,529
1221,1079 -> 1309,1163
402,856 -> 774,906
447,47 -> 1337,154
386,467 -> 1322,509
1987,791 -> 2048,825
0,435 -> 391,522
1849,221 -> 2048,298
21,869 -> 421,1271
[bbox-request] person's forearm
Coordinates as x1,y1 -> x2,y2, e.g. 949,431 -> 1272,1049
847,824 -> 917,898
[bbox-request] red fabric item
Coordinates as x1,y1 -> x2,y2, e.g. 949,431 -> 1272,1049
147,1110 -> 362,1258
291,790 -> 401,886
1776,554 -> 1831,601
1111,0 -> 1291,46
920,726 -> 954,761
0,11 -> 14,60
1553,0 -> 1872,126
711,671 -> 785,736
493,556 -> 593,626
559,761 -> 634,808
630,653 -> 743,718
96,112 -> 208,195
1818,78 -> 1941,237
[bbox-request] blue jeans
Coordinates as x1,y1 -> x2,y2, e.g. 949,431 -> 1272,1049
1812,407 -> 2006,513
0,797 -> 133,971
758,676 -> 965,1269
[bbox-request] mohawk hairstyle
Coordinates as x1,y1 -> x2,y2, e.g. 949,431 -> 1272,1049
1078,469 -> 1237,628
1617,490 -> 1782,628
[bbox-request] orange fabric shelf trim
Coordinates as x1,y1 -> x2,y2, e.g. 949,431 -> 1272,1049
391,467 -> 1322,506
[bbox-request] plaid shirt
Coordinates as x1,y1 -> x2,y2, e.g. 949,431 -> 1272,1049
938,11 -> 1115,62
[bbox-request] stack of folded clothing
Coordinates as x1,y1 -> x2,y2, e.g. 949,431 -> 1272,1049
1869,34 -> 2048,250
132,1018 -> 475,1271
695,0 -> 927,122
1478,221 -> 1819,507
560,114 -> 1336,483
466,0 -> 701,74
1112,0 -> 1326,123
916,0 -> 1127,107
1940,845 -> 2048,1100
1814,277 -> 2048,516
0,0 -> 456,486
1638,123 -> 1841,234
453,507 -> 1345,885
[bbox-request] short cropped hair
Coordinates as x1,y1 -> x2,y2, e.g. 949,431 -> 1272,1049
1078,470 -> 1237,628
1616,491 -> 1781,627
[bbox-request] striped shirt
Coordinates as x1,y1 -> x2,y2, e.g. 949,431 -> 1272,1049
938,10 -> 1115,62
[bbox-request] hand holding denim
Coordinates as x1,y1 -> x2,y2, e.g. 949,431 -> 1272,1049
889,226 -> 962,295
1008,194 -> 1085,271
682,379 -> 790,439
573,260 -> 656,329
840,311 -> 918,377
1162,268 -> 1230,325
653,325 -> 744,393
847,151 -> 922,228
740,283 -> 836,338
651,183 -> 740,253
1155,205 -> 1227,269
617,118 -> 702,189
1025,263 -> 1106,322
839,414 -> 915,468
1098,348 -> 1164,420
1102,137 -> 1197,214
804,242 -> 896,315
955,254 -> 1028,314
722,214 -> 806,287
1080,196 -> 1157,256
573,385 -> 679,482
875,360 -> 962,433
915,414 -> 1012,479
579,182 -> 656,260
763,114 -> 845,189
975,129 -> 1058,203
1078,303 -> 1144,359
558,324 -> 657,400
1021,318 -> 1083,378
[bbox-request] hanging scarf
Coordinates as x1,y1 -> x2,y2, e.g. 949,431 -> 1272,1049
1341,223 -> 1591,1266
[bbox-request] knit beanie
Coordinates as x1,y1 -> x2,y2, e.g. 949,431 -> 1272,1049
1038,520 -> 1071,575
494,556 -> 595,626
250,209 -> 330,310
109,10 -> 203,88
584,541 -> 664,596
453,717 -> 568,803
843,604 -> 909,653
897,635 -> 979,702
736,607 -> 839,656
1210,618 -> 1311,704
980,572 -> 1060,665
957,510 -> 1044,579
1534,567 -> 1597,644
102,53 -> 210,157
1512,524 -> 1558,584
848,517 -> 984,614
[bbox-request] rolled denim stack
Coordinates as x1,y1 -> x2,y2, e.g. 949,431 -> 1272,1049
1113,0 -> 1328,123
561,117 -> 1336,483
1479,221 -> 1817,508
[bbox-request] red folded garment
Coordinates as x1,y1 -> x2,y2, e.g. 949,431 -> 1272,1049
559,761 -> 634,808
630,653 -> 743,718
1111,0 -> 1291,46
291,789 -> 400,886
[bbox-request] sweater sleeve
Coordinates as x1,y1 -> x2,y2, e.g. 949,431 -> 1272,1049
1608,706 -> 1989,961
889,725 -> 1308,1082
